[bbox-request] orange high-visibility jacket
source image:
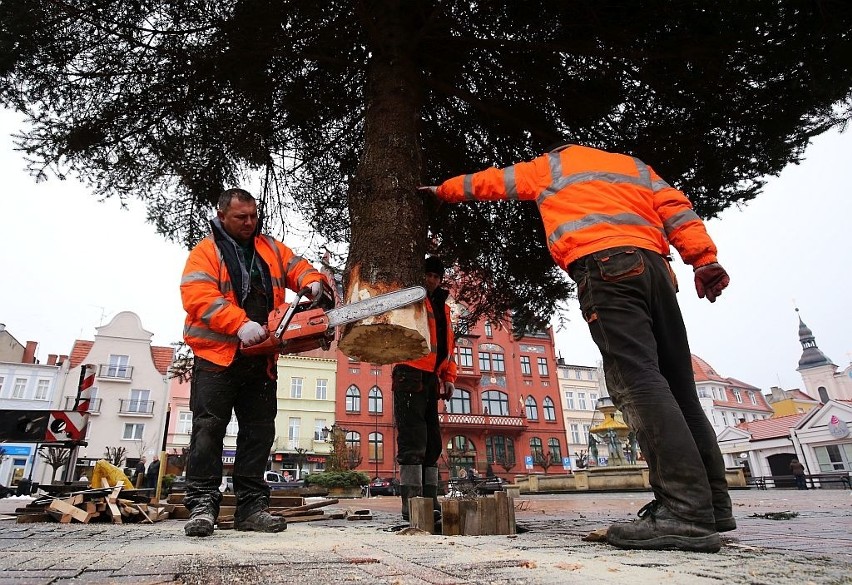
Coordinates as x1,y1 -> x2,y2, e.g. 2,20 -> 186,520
402,296 -> 457,384
435,145 -> 718,270
181,232 -> 323,366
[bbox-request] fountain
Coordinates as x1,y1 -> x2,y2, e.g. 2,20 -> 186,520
588,396 -> 631,466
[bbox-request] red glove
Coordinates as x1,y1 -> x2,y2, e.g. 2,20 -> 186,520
694,263 -> 730,303
440,381 -> 455,400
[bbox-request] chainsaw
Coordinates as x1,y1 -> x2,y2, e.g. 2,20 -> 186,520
240,277 -> 427,357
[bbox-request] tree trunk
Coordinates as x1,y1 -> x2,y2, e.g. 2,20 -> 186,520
339,4 -> 430,364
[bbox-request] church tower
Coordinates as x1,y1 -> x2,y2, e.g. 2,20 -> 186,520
795,309 -> 852,402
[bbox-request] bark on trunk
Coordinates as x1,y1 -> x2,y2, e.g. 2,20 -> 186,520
338,4 -> 429,364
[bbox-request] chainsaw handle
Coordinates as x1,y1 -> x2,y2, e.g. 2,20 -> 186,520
272,288 -> 311,338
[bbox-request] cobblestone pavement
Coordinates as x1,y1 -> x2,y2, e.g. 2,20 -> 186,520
0,488 -> 849,584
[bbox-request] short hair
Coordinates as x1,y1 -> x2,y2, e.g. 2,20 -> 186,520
217,188 -> 255,212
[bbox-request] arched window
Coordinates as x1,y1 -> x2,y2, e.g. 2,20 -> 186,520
447,435 -> 476,453
529,437 -> 544,461
817,386 -> 829,403
368,385 -> 383,414
485,435 -> 516,467
344,431 -> 361,468
345,385 -> 360,413
447,387 -> 472,414
525,396 -> 538,420
548,438 -> 562,461
482,390 -> 509,416
543,396 -> 557,421
368,432 -> 383,462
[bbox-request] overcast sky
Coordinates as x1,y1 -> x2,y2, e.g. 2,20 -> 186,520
1,108 -> 849,394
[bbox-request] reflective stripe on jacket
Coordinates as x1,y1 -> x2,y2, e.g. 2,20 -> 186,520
402,297 -> 457,384
435,145 -> 717,269
181,232 -> 322,366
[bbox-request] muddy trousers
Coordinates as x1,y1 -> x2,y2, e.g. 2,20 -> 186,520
184,355 -> 277,523
569,247 -> 730,524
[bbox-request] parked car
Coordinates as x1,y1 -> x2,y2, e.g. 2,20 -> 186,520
367,477 -> 400,496
264,470 -> 304,489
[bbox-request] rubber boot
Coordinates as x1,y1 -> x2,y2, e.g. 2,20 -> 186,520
423,466 -> 442,522
399,464 -> 422,522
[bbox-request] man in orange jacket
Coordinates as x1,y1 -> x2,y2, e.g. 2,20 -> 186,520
422,143 -> 731,552
393,256 -> 457,522
180,188 -> 324,537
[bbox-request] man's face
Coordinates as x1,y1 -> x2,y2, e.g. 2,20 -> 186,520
425,272 -> 442,294
218,197 -> 258,244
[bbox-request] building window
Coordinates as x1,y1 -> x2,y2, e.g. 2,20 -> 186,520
485,435 -> 515,466
530,437 -> 544,462
582,424 -> 591,444
520,356 -> 531,375
345,385 -> 360,413
226,414 -> 239,436
290,377 -> 303,399
698,387 -> 711,398
315,379 -> 328,400
564,391 -> 575,409
345,432 -> 361,464
368,432 -> 384,462
484,322 -> 493,337
368,386 -> 383,414
817,386 -> 829,403
35,379 -> 50,401
479,351 -> 492,371
525,396 -> 538,420
456,347 -> 473,368
589,393 -> 598,408
123,423 -> 144,440
178,412 -> 193,434
288,417 -> 301,448
127,389 -> 151,413
814,443 -> 852,472
12,378 -> 27,399
0,376 -> 4,392
482,390 -> 509,416
314,419 -> 326,440
447,388 -> 472,414
570,424 -> 580,444
106,354 -> 131,378
492,353 -> 505,372
575,369 -> 581,380
587,370 -> 594,380
578,392 -> 587,410
749,391 -> 757,406
543,397 -> 556,421
548,438 -> 562,461
537,357 -> 549,376
733,389 -> 742,403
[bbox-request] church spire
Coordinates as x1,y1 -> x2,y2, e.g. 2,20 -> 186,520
795,308 -> 833,370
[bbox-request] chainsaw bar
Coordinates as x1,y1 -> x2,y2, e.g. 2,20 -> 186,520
326,286 -> 427,328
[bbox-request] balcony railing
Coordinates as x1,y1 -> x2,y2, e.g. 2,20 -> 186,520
62,396 -> 102,413
98,364 -> 133,380
439,413 -> 527,430
118,399 -> 154,414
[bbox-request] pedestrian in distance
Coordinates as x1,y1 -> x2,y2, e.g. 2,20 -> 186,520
134,456 -> 146,489
180,188 -> 325,537
393,256 -> 457,523
790,459 -> 808,490
145,456 -> 160,490
421,142 -> 732,552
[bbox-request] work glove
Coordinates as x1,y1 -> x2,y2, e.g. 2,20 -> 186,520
417,185 -> 438,196
308,281 -> 323,301
440,381 -> 455,400
237,321 -> 267,346
694,262 -> 730,303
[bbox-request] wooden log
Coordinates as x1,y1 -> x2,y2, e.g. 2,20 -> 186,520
462,500 -> 481,536
441,499 -> 461,536
16,513 -> 52,523
135,504 -> 153,524
507,495 -> 516,535
495,492 -> 510,535
48,498 -> 90,523
408,497 -> 435,534
480,497 -> 497,536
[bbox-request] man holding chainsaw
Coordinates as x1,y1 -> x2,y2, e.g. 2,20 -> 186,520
421,143 -> 732,553
180,188 -> 325,537
393,256 -> 457,523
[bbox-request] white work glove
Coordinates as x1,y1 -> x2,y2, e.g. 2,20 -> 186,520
237,321 -> 267,346
417,185 -> 438,196
308,281 -> 323,301
440,381 -> 455,400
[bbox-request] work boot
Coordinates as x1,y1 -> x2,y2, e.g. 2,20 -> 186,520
184,511 -> 216,537
607,500 -> 721,553
234,509 -> 287,533
423,466 -> 442,519
399,464 -> 423,522
714,515 -> 737,532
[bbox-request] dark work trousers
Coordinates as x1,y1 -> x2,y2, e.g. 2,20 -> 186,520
568,246 -> 729,524
393,365 -> 442,468
184,354 -> 277,522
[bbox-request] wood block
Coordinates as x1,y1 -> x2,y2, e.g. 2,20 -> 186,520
106,501 -> 123,524
508,495 -> 516,535
481,497 -> 497,535
409,497 -> 435,534
462,500 -> 480,536
48,498 -> 90,523
284,513 -> 325,523
495,492 -> 510,535
440,499 -> 461,536
16,513 -> 52,523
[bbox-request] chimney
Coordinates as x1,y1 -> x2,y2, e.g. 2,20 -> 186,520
769,386 -> 786,402
47,354 -> 58,366
0,323 -> 5,332
57,354 -> 69,366
23,341 -> 38,364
